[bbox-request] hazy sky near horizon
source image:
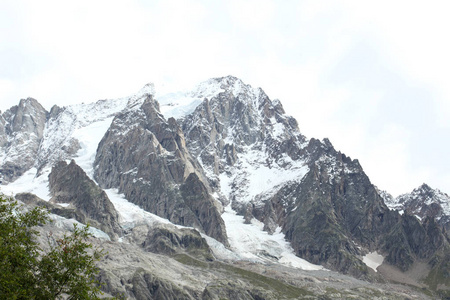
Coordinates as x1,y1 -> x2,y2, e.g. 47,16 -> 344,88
1,0 -> 449,197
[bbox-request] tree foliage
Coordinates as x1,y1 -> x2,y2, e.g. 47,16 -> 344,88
0,194 -> 104,299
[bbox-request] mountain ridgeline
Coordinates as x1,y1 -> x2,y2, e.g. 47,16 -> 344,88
1,76 -> 449,298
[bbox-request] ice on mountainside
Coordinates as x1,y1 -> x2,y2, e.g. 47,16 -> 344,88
35,83 -> 156,174
1,167 -> 51,200
222,204 -> 324,270
219,148 -> 309,205
362,252 -> 384,272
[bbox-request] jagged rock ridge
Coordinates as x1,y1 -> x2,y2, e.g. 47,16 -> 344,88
48,160 -> 122,239
177,76 -> 450,281
93,90 -> 228,245
0,98 -> 48,182
386,183 -> 450,236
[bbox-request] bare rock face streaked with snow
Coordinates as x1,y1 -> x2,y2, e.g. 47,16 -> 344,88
0,98 -> 48,182
179,77 -> 309,226
178,77 -> 377,276
93,90 -> 228,245
390,184 -> 450,234
180,77 -> 307,194
48,160 -> 122,239
177,76 -> 450,281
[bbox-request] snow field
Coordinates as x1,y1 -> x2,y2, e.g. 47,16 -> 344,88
222,205 -> 323,271
362,252 -> 384,272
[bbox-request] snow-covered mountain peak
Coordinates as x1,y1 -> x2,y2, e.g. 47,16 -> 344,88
398,183 -> 449,205
191,76 -> 261,101
138,82 -> 156,97
389,183 -> 450,223
155,76 -> 262,120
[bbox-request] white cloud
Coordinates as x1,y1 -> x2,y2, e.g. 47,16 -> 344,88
226,0 -> 275,30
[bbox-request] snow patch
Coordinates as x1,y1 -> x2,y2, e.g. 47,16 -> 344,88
104,188 -> 172,231
219,148 -> 309,204
362,251 -> 384,272
71,117 -> 115,179
49,214 -> 111,241
1,167 -> 51,201
157,92 -> 203,120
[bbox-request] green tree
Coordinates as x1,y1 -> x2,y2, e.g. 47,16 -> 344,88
0,194 -> 104,299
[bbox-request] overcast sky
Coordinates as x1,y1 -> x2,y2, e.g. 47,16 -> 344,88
1,0 -> 449,197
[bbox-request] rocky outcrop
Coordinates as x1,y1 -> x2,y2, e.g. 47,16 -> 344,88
48,160 -> 122,239
381,214 -> 448,271
180,173 -> 228,244
143,223 -> 214,261
394,184 -> 450,233
180,76 -> 306,190
129,268 -> 196,300
94,92 -> 228,245
257,138 -> 449,280
15,192 -> 86,222
0,98 -> 48,182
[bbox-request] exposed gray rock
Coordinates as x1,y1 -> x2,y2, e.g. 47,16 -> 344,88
180,76 -> 306,190
179,77 -> 450,284
14,192 -> 86,222
94,92 -> 228,245
395,184 -> 450,234
48,160 -> 122,239
142,223 -> 214,261
180,173 -> 228,245
201,281 -> 275,300
129,268 -> 196,300
0,98 -> 48,182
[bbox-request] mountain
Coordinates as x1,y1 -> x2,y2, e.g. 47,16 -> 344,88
387,184 -> 450,234
1,76 -> 449,299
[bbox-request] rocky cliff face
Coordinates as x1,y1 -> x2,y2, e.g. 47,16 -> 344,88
180,76 -> 306,194
94,90 -> 228,245
48,160 -> 122,239
178,76 -> 450,279
0,98 -> 48,182
393,184 -> 450,231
